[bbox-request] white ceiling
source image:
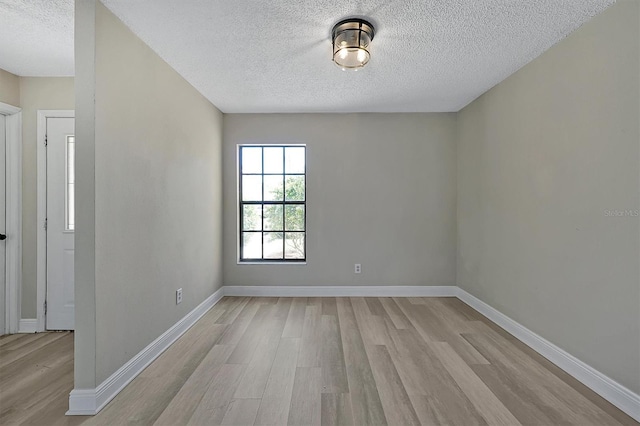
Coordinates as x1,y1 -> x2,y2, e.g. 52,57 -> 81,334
0,0 -> 74,76
1,0 -> 614,112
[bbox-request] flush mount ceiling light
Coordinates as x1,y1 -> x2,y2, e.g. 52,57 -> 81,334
332,18 -> 375,71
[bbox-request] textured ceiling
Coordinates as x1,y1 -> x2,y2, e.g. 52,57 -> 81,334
101,0 -> 614,112
1,0 -> 614,112
0,0 -> 74,76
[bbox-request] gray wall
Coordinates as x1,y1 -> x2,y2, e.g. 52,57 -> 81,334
0,68 -> 20,106
19,77 -> 74,318
223,113 -> 457,287
75,0 -> 97,388
457,0 -> 639,394
75,1 -> 224,386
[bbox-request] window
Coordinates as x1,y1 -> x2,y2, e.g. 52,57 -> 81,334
239,145 -> 306,262
65,135 -> 75,231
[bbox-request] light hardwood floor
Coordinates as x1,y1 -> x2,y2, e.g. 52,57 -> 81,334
0,296 -> 637,426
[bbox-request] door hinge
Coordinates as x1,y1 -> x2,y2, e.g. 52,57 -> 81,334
45,134 -> 48,147
44,300 -> 47,315
44,218 -> 48,231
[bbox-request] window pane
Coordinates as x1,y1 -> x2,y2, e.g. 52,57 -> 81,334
285,205 -> 304,231
263,204 -> 283,231
285,232 -> 305,259
242,175 -> 262,201
243,205 -> 262,231
264,175 -> 283,201
242,232 -> 262,259
67,137 -> 75,184
66,136 -> 75,231
263,147 -> 283,173
242,147 -> 262,173
68,184 -> 74,230
285,176 -> 305,201
285,147 -> 305,173
264,232 -> 284,259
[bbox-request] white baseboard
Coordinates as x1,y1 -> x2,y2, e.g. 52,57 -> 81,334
223,285 -> 458,298
456,288 -> 640,423
66,287 -> 224,416
65,285 -> 640,422
18,319 -> 37,333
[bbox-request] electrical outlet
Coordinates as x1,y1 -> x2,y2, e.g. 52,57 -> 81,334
354,264 -> 362,274
176,288 -> 183,305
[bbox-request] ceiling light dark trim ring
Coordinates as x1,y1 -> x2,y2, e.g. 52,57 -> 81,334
332,18 -> 375,41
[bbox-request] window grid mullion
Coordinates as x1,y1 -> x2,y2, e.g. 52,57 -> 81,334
242,200 -> 304,205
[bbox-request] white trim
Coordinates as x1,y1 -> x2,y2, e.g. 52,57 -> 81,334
66,389 -> 97,415
18,318 -> 37,333
456,287 -> 640,423
0,102 -> 20,115
37,110 -> 75,332
0,101 -> 22,335
65,285 -> 640,421
223,285 -> 458,297
237,262 -> 308,265
66,287 -> 224,415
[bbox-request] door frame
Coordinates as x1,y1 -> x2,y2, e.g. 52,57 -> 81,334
0,101 -> 22,334
37,110 -> 75,332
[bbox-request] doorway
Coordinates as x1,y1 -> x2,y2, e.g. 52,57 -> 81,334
37,111 -> 75,331
0,102 -> 22,335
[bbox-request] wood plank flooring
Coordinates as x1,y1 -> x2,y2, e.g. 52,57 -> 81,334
0,331 -> 86,426
0,296 -> 637,426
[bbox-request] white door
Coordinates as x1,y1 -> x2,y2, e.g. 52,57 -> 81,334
46,117 -> 75,330
0,115 -> 6,334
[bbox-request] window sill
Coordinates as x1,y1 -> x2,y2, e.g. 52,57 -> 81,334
237,261 -> 307,265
